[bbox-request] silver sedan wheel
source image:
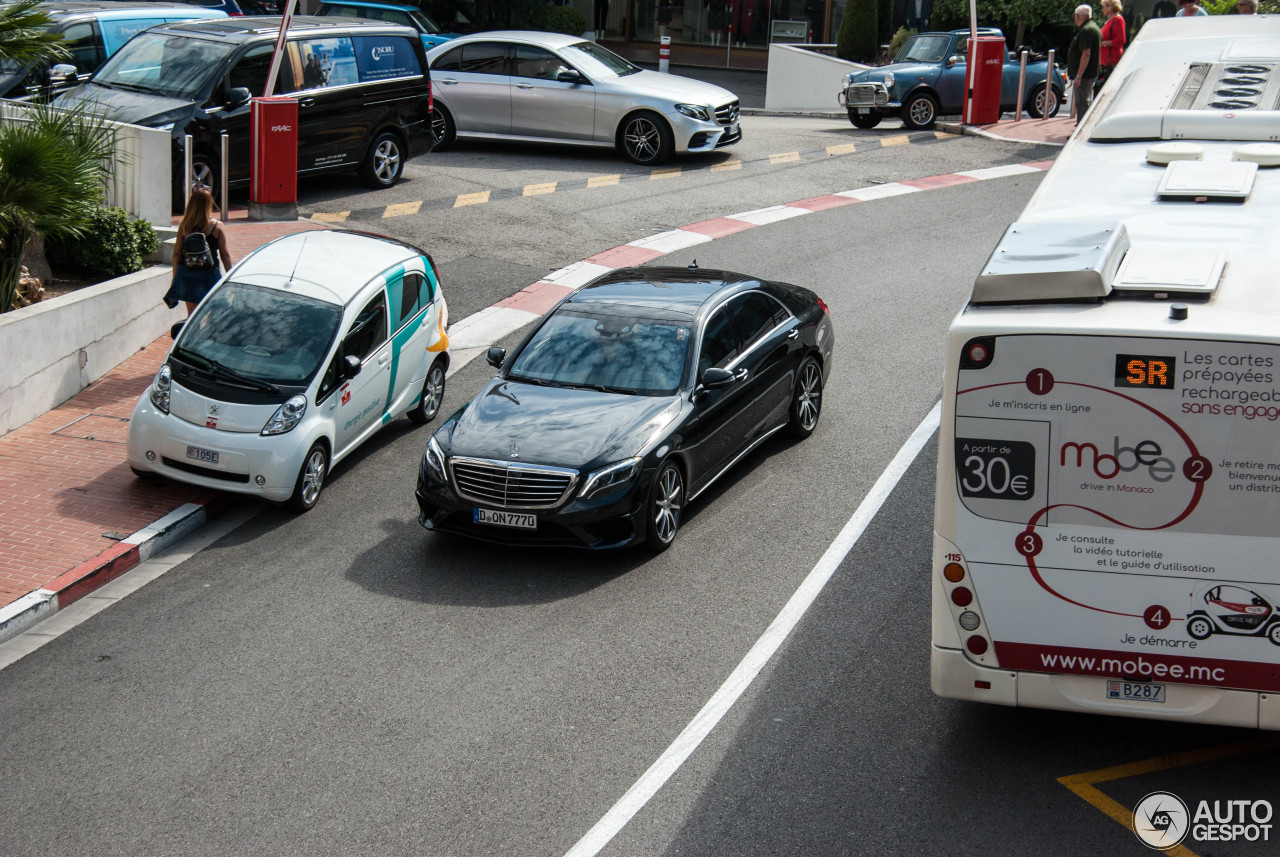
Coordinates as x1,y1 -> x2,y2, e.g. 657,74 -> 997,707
623,115 -> 663,163
652,465 -> 683,545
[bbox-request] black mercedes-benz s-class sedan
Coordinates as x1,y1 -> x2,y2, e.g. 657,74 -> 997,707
415,266 -> 834,551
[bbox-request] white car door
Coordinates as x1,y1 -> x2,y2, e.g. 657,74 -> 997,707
333,288 -> 392,456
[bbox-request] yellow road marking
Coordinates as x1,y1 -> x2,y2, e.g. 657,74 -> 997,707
934,130 -> 958,139
650,167 -> 681,180
711,159 -> 742,172
310,211 -> 349,223
454,190 -> 490,207
588,174 -> 621,187
1057,736 -> 1280,857
881,135 -> 911,147
382,201 -> 422,218
524,181 -> 557,196
769,151 -> 800,164
827,143 -> 856,156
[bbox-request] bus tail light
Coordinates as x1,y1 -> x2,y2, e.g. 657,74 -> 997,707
943,562 -> 965,582
966,636 -> 989,656
951,587 -> 973,607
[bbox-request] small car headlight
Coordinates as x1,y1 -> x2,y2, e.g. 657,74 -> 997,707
675,103 -> 711,121
261,394 -> 307,436
150,363 -> 171,414
580,457 -> 642,500
424,435 -> 447,482
883,72 -> 895,90
842,72 -> 856,87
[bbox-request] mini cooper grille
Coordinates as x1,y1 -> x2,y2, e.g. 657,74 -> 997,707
450,458 -> 577,509
845,84 -> 889,108
715,101 -> 740,125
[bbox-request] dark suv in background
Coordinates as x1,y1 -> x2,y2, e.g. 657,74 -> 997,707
55,16 -> 434,206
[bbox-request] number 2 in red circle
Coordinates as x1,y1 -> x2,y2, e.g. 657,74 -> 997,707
1183,456 -> 1212,482
1015,530 -> 1043,557
1026,368 -> 1054,395
1144,605 -> 1171,630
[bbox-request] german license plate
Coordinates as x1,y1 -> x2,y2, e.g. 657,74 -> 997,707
1107,680 -> 1165,703
474,508 -> 536,530
186,445 -> 219,464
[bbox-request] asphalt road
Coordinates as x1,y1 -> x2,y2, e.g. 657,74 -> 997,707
1,118 -> 1276,857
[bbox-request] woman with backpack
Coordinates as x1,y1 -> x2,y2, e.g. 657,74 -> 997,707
164,187 -> 232,316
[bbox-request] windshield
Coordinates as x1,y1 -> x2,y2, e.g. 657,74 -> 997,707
895,34 -> 951,64
92,33 -> 233,99
409,9 -> 442,33
560,41 -> 640,78
175,282 -> 342,386
506,307 -> 689,396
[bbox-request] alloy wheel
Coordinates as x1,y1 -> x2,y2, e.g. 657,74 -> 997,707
797,362 -> 822,432
300,448 -> 326,507
652,466 -> 683,544
373,138 -> 401,184
624,116 -> 662,162
422,364 -> 445,420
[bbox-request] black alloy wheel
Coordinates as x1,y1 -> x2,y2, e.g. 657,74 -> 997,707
430,104 -> 456,151
620,110 -> 674,166
787,357 -> 823,439
359,131 -> 404,189
900,92 -> 939,130
645,459 -> 684,552
173,154 -> 218,212
848,109 -> 882,129
406,359 -> 446,425
288,442 -> 328,512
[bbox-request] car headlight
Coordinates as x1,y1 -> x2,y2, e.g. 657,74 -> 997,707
150,364 -> 172,414
579,457 -> 642,499
842,72 -> 856,87
675,103 -> 711,121
261,394 -> 307,436
424,435 -> 447,483
883,72 -> 894,90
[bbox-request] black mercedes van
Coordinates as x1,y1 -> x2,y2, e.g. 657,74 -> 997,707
55,16 -> 433,204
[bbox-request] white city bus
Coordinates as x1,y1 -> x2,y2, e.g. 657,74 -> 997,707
932,16 -> 1280,729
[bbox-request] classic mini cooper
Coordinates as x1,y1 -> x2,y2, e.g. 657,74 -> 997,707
838,28 -> 1068,130
127,230 -> 450,511
415,266 -> 834,551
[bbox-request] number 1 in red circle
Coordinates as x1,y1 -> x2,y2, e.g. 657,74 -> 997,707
1026,368 -> 1054,395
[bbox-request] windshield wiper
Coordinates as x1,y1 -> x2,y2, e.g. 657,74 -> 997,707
508,374 -> 567,388
207,360 -> 281,395
105,80 -> 167,96
589,384 -> 638,395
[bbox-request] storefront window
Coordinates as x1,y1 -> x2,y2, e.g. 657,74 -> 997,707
577,0 -> 839,48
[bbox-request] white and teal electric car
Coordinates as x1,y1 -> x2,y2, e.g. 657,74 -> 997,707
127,229 -> 450,511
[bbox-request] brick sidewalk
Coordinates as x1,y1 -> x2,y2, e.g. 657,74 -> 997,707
0,219 -> 324,610
942,115 -> 1075,146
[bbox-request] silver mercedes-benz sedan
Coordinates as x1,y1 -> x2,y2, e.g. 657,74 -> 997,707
425,31 -> 741,165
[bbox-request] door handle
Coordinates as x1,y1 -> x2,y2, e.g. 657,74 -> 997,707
378,354 -> 391,367
787,329 -> 800,340
735,368 -> 749,381
439,78 -> 459,85
515,82 -> 534,89
299,97 -> 316,108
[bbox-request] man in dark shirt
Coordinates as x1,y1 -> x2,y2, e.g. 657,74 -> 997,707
1068,4 -> 1102,124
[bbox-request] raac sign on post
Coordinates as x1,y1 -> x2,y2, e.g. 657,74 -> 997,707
250,0 -> 299,220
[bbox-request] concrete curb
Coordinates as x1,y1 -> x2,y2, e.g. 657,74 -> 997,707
936,120 -> 1067,147
0,494 -> 228,645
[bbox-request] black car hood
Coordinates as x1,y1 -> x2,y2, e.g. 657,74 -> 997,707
56,83 -> 194,126
447,378 -> 682,470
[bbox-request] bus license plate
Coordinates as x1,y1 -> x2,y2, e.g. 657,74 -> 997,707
1107,680 -> 1166,703
474,508 -> 536,530
186,445 -> 219,464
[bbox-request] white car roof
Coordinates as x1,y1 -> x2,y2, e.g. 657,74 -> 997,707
428,29 -> 584,54
228,230 -> 423,306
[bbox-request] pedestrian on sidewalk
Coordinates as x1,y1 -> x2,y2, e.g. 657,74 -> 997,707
164,187 -> 232,317
1069,4 -> 1101,126
1176,0 -> 1208,15
1096,0 -> 1126,95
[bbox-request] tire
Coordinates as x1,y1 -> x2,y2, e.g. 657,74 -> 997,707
359,131 -> 405,189
287,442 -> 328,512
787,357 -> 823,439
900,92 -> 939,130
173,153 -> 217,213
1026,83 -> 1060,119
848,109 -> 882,129
430,104 -> 456,152
406,359 -> 446,425
619,110 -> 674,166
1186,615 -> 1213,641
1268,622 -> 1280,647
645,459 -> 684,552
130,466 -> 167,484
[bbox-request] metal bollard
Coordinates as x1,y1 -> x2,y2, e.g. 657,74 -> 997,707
183,133 -> 193,207
1015,50 -> 1028,122
1045,49 -> 1055,122
659,35 -> 670,74
220,133 -> 229,216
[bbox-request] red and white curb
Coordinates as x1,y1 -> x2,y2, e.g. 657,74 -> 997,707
0,159 -> 1052,647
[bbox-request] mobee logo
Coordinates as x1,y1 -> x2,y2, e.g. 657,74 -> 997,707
1133,791 -> 1190,850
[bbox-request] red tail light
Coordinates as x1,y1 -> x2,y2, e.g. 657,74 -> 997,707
950,587 -> 973,607
816,297 -> 829,315
966,636 -> 989,655
428,80 -> 433,113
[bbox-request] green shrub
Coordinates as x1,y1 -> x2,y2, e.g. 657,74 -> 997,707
888,27 -> 916,61
531,3 -> 586,35
836,0 -> 878,63
46,206 -> 159,279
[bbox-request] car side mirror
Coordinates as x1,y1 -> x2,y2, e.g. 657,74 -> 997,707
701,367 -> 736,389
486,346 -> 506,368
945,56 -> 957,68
556,69 -> 586,85
343,354 -> 362,379
49,63 -> 78,84
227,86 -> 252,108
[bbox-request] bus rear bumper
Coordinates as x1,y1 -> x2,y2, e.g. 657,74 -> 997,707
935,645 -> 1280,729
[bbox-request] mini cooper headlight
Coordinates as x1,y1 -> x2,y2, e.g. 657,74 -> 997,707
675,103 -> 711,121
424,435 -> 447,483
150,363 -> 171,414
261,394 -> 307,436
882,72 -> 895,90
580,457 -> 642,499
842,72 -> 856,87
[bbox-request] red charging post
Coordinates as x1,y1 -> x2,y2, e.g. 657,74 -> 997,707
249,97 -> 299,220
964,35 -> 1005,125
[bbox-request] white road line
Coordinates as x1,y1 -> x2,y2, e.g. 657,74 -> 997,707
563,400 -> 943,857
